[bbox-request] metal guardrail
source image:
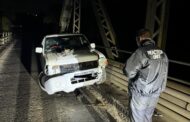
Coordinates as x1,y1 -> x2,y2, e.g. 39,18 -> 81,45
168,76 -> 190,86
169,59 -> 190,67
96,45 -> 189,85
96,45 -> 132,54
106,59 -> 190,122
0,32 -> 12,45
97,44 -> 190,121
96,45 -> 190,67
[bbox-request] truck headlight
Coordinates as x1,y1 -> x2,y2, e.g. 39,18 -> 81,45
48,65 -> 61,75
98,58 -> 108,68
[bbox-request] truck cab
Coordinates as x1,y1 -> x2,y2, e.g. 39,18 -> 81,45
35,33 -> 107,95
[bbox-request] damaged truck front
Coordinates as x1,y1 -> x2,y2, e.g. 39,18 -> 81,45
35,33 -> 108,95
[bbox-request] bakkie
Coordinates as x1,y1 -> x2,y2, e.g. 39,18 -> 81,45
35,33 -> 107,95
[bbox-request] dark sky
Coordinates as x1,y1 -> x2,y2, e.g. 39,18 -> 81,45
0,0 -> 62,14
0,0 -> 189,82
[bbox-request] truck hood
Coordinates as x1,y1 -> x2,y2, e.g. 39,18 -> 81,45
45,49 -> 98,65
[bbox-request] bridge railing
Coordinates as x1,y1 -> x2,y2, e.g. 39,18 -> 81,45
96,45 -> 190,85
0,32 -> 12,46
96,45 -> 190,122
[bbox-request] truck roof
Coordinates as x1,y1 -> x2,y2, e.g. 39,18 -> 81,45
45,33 -> 84,38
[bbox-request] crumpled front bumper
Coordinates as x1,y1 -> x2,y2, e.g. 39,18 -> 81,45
39,67 -> 106,95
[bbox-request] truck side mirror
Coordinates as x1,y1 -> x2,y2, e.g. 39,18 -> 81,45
90,43 -> 96,49
35,47 -> 43,53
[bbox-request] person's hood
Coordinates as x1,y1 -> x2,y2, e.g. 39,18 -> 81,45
45,49 -> 99,65
138,38 -> 155,47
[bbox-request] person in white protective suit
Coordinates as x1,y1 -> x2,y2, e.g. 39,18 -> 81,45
123,28 -> 169,122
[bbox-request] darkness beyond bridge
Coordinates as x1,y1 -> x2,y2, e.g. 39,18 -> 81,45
1,0 -> 188,81
0,0 -> 190,121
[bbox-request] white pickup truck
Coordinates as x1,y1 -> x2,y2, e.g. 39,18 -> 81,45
35,33 -> 107,95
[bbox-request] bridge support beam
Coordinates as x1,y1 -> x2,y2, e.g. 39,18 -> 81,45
145,0 -> 170,50
73,0 -> 81,33
91,0 -> 119,59
59,0 -> 73,33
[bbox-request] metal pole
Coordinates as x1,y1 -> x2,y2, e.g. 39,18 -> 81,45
59,0 -> 73,33
91,0 -> 119,59
145,0 -> 169,50
73,0 -> 81,33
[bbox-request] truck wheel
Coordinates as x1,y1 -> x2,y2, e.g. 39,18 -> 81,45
38,72 -> 47,88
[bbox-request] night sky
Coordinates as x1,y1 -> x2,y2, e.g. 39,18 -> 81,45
80,0 -> 190,82
0,0 -> 60,13
0,0 -> 189,82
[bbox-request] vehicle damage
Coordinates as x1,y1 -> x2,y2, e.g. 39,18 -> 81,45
35,33 -> 107,94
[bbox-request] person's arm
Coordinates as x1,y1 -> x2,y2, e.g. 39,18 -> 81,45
161,54 -> 169,92
124,50 -> 143,81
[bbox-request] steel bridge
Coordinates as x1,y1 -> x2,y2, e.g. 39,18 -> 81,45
0,0 -> 190,121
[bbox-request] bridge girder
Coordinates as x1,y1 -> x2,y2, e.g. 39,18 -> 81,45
59,0 -> 170,58
145,0 -> 170,50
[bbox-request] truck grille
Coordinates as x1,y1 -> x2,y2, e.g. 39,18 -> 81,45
71,73 -> 98,84
60,60 -> 98,74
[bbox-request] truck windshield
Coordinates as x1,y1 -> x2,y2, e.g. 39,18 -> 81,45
44,35 -> 90,53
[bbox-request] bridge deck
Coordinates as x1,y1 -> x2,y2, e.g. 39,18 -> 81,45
0,41 -> 105,122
